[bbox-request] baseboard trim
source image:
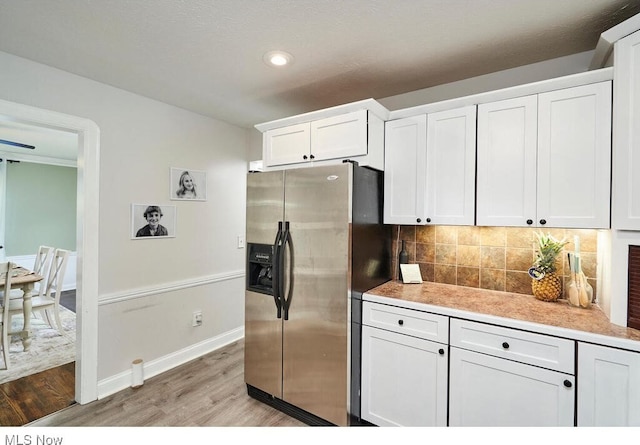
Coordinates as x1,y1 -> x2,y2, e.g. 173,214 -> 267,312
97,327 -> 244,399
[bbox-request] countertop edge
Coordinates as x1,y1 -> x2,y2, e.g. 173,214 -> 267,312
363,291 -> 640,354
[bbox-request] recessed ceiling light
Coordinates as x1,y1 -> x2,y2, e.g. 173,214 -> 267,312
263,50 -> 293,67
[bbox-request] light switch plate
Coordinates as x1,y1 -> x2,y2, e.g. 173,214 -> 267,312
237,235 -> 245,249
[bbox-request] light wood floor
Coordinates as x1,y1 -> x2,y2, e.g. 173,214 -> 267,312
30,339 -> 306,427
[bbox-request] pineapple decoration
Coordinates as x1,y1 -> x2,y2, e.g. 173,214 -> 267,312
529,232 -> 568,302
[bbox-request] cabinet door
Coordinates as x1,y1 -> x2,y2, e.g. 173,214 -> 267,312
425,105 -> 476,225
476,95 -> 538,227
537,82 -> 612,228
578,343 -> 640,426
449,347 -> 575,426
613,30 -> 640,229
361,325 -> 448,426
383,115 -> 427,225
311,109 -> 367,161
263,122 -> 310,167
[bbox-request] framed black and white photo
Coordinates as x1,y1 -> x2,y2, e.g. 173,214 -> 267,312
131,203 -> 176,239
170,167 -> 207,201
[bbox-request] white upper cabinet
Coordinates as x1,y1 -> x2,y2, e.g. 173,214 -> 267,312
384,106 -> 476,225
264,110 -> 367,166
425,106 -> 477,226
383,115 -> 427,225
477,95 -> 538,227
310,110 -> 368,161
477,81 -> 612,229
263,122 -> 311,166
537,82 -> 612,229
259,101 -> 387,170
612,29 -> 640,229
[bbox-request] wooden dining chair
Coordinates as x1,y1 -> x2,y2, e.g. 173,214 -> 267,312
0,261 -> 14,369
9,245 -> 53,299
31,248 -> 71,334
8,248 -> 71,335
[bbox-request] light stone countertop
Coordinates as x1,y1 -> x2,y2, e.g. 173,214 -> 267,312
364,280 -> 640,353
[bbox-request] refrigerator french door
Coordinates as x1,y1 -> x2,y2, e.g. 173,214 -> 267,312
244,162 -> 389,426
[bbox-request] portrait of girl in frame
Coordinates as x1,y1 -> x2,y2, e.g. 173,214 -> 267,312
170,168 -> 207,201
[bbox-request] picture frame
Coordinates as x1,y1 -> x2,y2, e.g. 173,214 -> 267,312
170,167 -> 207,201
131,203 -> 177,239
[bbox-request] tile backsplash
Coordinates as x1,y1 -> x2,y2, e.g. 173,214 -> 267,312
391,225 -> 598,299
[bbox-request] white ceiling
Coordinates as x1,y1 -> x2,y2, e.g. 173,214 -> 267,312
0,0 -> 639,159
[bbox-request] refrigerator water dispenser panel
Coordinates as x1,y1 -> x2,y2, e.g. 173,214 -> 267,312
247,243 -> 274,295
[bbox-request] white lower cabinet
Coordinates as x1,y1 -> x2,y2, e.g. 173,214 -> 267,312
449,347 -> 575,426
361,297 -> 640,427
448,319 -> 575,426
361,302 -> 448,426
577,342 -> 640,426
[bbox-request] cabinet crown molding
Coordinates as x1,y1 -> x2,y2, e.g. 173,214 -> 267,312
254,98 -> 389,132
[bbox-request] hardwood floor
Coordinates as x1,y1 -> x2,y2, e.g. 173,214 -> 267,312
0,290 -> 77,426
59,289 -> 76,313
0,362 -> 75,426
30,339 -> 306,426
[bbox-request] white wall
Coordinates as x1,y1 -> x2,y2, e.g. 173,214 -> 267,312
378,51 -> 594,111
0,51 -> 248,387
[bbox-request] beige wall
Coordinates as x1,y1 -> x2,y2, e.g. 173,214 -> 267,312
0,50 -> 249,383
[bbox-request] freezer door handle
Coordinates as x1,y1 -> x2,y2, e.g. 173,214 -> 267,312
282,221 -> 294,321
272,222 -> 284,319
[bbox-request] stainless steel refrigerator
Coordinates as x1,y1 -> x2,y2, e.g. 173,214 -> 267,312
244,162 -> 390,426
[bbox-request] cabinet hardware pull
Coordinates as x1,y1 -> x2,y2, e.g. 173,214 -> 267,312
438,348 -> 445,355
426,218 -> 431,223
310,154 -> 315,159
539,219 -> 547,225
303,155 -> 308,160
563,380 -> 572,388
526,219 -> 533,225
416,218 -> 422,223
398,319 -> 404,326
502,342 -> 510,349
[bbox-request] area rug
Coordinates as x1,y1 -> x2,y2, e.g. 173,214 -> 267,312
0,306 -> 76,384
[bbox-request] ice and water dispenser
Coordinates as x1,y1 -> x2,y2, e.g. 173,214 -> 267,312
246,243 -> 274,295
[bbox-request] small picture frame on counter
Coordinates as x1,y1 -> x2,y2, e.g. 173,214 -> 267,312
399,264 -> 423,284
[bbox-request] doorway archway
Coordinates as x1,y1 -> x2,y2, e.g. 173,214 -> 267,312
0,98 -> 99,403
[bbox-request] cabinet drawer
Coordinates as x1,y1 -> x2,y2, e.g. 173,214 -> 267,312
450,319 -> 574,374
363,301 -> 448,344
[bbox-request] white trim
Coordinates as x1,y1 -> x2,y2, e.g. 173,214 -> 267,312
0,159 -> 5,261
254,98 -> 389,132
590,13 -> 640,69
388,68 -> 614,120
99,270 -> 245,305
0,98 -> 100,405
0,150 -> 76,167
96,326 -> 244,399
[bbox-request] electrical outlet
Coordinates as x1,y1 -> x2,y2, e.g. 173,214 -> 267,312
192,310 -> 202,327
237,235 -> 245,249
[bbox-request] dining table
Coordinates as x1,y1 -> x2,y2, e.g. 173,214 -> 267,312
3,265 -> 44,352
